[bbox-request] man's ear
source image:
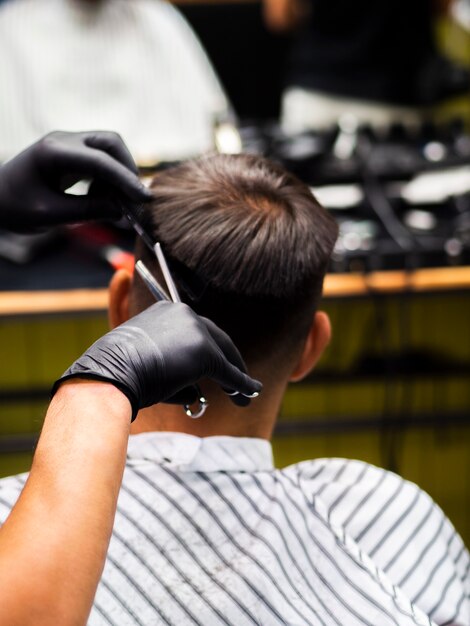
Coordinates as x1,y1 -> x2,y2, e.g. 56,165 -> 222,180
108,269 -> 133,328
289,311 -> 331,382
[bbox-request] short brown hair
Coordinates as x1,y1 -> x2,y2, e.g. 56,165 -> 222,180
131,154 -> 338,366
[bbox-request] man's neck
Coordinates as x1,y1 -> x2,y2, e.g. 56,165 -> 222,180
130,379 -> 286,440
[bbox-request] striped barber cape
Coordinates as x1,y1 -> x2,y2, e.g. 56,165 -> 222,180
0,432 -> 468,625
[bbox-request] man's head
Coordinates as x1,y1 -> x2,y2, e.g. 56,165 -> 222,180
110,153 -> 338,435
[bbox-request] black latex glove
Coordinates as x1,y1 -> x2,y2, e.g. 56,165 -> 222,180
0,130 -> 152,231
52,301 -> 262,421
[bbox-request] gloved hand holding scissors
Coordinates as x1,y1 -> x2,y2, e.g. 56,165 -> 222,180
0,130 -> 151,231
52,301 -> 262,421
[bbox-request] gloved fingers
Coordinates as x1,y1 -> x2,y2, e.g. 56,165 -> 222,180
45,193 -> 122,225
202,317 -> 247,372
57,145 -> 152,203
83,131 -> 138,174
201,317 -> 260,404
224,391 -> 251,407
208,357 -> 262,402
87,179 -> 128,220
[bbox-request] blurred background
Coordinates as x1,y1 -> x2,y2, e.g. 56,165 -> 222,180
0,0 -> 469,545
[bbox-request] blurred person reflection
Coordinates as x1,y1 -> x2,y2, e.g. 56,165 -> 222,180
262,0 -> 470,132
0,0 -> 229,164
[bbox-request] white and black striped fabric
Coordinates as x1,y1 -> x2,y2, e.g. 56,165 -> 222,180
0,432 -> 468,625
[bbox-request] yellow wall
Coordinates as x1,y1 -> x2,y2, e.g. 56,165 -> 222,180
0,292 -> 469,545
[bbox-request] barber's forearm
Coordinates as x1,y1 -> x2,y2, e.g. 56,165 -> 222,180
0,380 -> 131,626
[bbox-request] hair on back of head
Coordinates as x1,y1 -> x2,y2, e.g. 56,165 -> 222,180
132,153 -> 338,367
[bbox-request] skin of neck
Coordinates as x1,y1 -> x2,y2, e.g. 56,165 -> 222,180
130,366 -> 290,441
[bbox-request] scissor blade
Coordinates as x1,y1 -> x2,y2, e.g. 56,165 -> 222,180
135,260 -> 170,302
122,205 -> 155,253
154,242 -> 181,303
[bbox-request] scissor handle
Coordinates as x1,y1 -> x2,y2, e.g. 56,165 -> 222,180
184,393 -> 209,419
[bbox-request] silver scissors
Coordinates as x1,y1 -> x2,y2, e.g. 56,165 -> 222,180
123,205 -> 208,418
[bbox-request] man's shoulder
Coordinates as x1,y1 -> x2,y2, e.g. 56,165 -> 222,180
280,457 -> 402,499
0,472 -> 28,523
282,457 -> 422,502
280,456 -> 445,541
279,456 -> 465,578
281,458 -> 470,625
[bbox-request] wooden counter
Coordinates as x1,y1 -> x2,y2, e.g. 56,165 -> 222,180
324,266 -> 470,298
2,266 -> 470,317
